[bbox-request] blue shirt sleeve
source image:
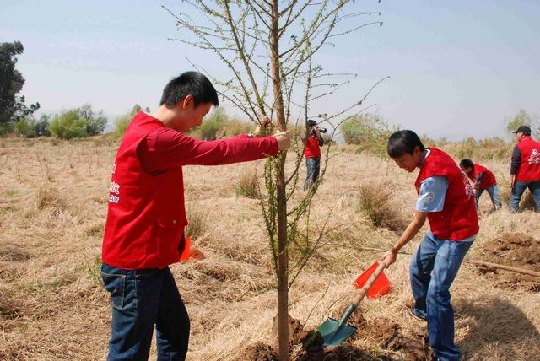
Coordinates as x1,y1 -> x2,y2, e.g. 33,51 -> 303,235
415,176 -> 448,212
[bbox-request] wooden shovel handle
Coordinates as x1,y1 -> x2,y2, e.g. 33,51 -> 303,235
466,259 -> 540,277
354,246 -> 540,278
351,261 -> 387,307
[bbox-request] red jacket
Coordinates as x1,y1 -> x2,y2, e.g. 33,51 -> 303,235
303,135 -> 321,158
415,148 -> 479,241
102,112 -> 278,269
470,164 -> 497,189
515,136 -> 540,182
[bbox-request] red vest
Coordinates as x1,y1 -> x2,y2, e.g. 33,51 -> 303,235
472,164 -> 497,188
415,148 -> 479,241
304,135 -> 321,158
102,112 -> 278,269
102,114 -> 187,269
515,137 -> 540,182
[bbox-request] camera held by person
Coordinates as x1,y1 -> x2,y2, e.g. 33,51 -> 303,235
306,119 -> 327,135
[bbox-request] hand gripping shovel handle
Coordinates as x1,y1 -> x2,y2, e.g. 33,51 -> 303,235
338,261 -> 388,327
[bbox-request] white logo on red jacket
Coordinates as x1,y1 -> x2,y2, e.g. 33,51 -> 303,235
109,181 -> 120,203
528,149 -> 540,165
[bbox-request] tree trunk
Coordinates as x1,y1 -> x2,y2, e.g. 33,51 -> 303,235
276,158 -> 289,361
270,1 -> 289,359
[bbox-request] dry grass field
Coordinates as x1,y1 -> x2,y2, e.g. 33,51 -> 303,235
0,136 -> 539,360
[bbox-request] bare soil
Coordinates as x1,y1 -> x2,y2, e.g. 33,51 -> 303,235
235,233 -> 540,361
474,232 -> 540,292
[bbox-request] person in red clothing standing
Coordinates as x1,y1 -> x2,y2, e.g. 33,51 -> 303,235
382,130 -> 478,361
459,158 -> 502,211
100,71 -> 290,361
301,119 -> 324,190
509,125 -> 540,213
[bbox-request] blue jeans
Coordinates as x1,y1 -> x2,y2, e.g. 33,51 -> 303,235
410,231 -> 474,361
475,185 -> 501,210
101,264 -> 190,361
304,157 -> 321,190
509,180 -> 540,212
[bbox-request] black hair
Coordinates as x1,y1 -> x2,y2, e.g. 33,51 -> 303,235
459,159 -> 473,169
306,119 -> 317,127
159,71 -> 219,108
386,130 -> 425,158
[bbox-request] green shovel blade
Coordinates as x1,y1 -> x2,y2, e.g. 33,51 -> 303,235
317,318 -> 357,348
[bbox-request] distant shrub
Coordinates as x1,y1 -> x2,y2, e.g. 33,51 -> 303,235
34,115 -> 51,137
186,109 -> 265,140
0,122 -> 13,135
356,182 -> 407,233
442,137 -> 511,161
114,105 -> 146,138
340,113 -> 397,158
115,116 -> 130,138
235,168 -> 260,199
187,108 -> 225,140
49,109 -> 88,139
14,118 -> 36,137
49,105 -> 107,139
219,118 -> 253,138
13,114 -> 51,138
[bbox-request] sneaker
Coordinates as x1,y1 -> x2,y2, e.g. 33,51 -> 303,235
411,308 -> 427,322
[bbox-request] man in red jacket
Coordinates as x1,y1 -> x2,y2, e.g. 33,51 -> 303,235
459,159 -> 502,211
509,125 -> 540,213
382,130 -> 478,361
100,71 -> 290,361
301,119 -> 324,190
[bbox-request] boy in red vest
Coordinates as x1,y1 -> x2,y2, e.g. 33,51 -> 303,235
509,125 -> 540,212
459,158 -> 502,211
100,72 -> 290,361
382,130 -> 478,361
301,119 -> 324,190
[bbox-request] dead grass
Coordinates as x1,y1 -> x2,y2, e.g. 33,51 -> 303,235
356,181 -> 408,233
0,137 -> 538,360
234,166 -> 260,199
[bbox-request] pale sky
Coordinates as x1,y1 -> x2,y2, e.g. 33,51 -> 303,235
2,0 -> 539,140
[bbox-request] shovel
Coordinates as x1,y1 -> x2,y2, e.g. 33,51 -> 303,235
317,260 -> 388,348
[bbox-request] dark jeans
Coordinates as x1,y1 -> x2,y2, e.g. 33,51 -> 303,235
410,231 -> 474,361
509,180 -> 540,212
304,157 -> 321,190
101,264 -> 190,361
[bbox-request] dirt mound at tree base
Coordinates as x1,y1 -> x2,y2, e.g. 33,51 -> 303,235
238,314 -> 430,361
475,233 -> 540,292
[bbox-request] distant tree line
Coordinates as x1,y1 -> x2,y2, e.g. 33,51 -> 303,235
0,40 -> 147,139
2,40 -> 538,142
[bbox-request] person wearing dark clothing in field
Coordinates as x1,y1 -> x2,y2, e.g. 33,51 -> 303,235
382,130 -> 478,361
509,125 -> 540,213
459,159 -> 502,211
